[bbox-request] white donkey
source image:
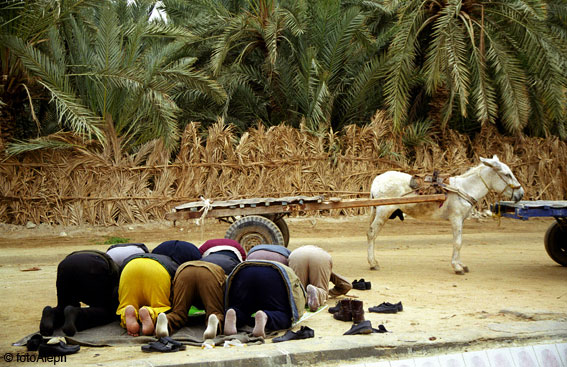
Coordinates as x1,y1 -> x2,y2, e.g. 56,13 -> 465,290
367,155 -> 524,274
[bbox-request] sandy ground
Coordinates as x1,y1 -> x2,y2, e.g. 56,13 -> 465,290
0,214 -> 565,366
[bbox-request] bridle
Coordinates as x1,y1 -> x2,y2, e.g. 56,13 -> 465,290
478,166 -> 522,200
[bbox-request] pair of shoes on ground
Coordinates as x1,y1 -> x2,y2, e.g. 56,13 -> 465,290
27,334 -> 80,357
272,326 -> 315,343
141,336 -> 186,353
329,299 -> 365,323
343,320 -> 388,335
368,301 -> 403,314
352,279 -> 371,290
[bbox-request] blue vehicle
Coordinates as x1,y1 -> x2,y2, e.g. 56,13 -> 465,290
491,201 -> 567,266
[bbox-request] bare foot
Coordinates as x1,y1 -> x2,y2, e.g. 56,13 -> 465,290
306,284 -> 320,312
124,305 -> 139,336
155,313 -> 169,338
224,309 -> 237,336
252,310 -> 267,338
139,307 -> 154,336
203,314 -> 219,340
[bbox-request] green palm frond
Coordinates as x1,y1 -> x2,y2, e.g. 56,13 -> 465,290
142,22 -> 201,42
5,135 -> 80,156
320,8 -> 368,89
342,55 -> 389,125
166,61 -> 227,105
2,34 -> 104,141
485,30 -> 531,133
402,118 -> 432,147
384,2 -> 426,131
469,43 -> 498,126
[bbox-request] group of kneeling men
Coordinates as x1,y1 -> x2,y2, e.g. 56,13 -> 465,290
39,239 -> 352,342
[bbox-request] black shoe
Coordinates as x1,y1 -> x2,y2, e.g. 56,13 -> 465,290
62,305 -> 79,336
38,340 -> 80,357
352,279 -> 371,290
344,320 -> 373,335
328,301 -> 341,313
141,337 -> 187,353
372,324 -> 388,333
40,306 -> 55,336
273,326 -> 314,343
352,279 -> 365,290
296,326 -> 314,339
344,321 -> 388,335
368,301 -> 403,314
160,336 -> 184,347
26,334 -> 45,352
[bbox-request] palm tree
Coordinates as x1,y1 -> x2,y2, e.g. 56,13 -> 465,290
191,0 -> 394,132
0,0 -> 98,146
1,0 -> 226,154
383,0 -> 567,138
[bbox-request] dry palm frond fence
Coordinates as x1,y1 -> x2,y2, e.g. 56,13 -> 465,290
1,112 -> 566,226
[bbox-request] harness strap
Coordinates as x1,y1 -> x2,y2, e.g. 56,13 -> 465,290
439,183 -> 477,206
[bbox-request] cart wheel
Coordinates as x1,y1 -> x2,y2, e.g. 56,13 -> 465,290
225,215 -> 285,253
273,217 -> 290,247
260,214 -> 290,247
544,221 -> 567,266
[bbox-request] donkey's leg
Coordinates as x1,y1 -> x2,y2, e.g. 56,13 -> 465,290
450,217 -> 469,274
366,206 -> 390,270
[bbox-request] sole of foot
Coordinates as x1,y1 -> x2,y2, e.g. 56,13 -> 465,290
124,305 -> 140,337
252,311 -> 267,338
306,284 -> 320,312
139,307 -> 155,336
224,309 -> 237,336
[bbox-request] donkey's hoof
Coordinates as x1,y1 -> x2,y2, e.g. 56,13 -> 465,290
370,265 -> 380,271
455,270 -> 465,275
462,265 -> 470,273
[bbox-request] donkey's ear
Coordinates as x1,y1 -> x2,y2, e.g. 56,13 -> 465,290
480,156 -> 495,167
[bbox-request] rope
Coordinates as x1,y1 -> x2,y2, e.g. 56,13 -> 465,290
195,196 -> 212,226
494,202 -> 502,227
196,196 -> 212,241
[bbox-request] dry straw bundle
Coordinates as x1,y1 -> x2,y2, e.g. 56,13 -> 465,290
0,117 -> 565,225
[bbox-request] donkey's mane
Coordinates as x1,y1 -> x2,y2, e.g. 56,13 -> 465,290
456,163 -> 483,179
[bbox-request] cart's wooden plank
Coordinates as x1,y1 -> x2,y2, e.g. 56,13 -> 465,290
294,194 -> 446,212
165,194 -> 446,222
174,195 -> 324,211
165,204 -> 292,221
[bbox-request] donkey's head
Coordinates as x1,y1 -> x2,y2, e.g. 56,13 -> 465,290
480,155 -> 524,202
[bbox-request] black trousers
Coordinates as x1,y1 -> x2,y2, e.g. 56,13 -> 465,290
227,266 -> 292,331
52,252 -> 119,331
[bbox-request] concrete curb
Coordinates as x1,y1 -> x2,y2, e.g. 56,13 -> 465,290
101,321 -> 567,367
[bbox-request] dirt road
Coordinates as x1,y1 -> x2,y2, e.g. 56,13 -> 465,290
0,215 -> 565,365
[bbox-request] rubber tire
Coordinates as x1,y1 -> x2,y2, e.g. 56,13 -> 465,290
225,215 -> 285,253
260,214 -> 290,247
273,217 -> 290,247
544,221 -> 567,266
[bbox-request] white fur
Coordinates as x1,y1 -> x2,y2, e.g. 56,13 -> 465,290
366,155 -> 524,274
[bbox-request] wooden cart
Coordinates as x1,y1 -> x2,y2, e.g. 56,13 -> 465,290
165,194 -> 446,252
